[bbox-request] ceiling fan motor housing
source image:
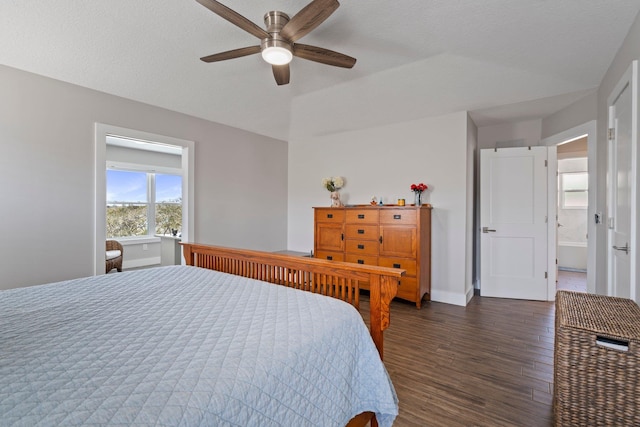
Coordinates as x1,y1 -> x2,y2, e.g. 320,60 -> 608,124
264,11 -> 290,33
261,11 -> 293,64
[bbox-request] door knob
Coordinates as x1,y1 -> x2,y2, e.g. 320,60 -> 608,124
482,227 -> 497,233
613,243 -> 630,254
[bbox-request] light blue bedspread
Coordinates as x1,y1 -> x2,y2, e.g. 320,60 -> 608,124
0,266 -> 398,426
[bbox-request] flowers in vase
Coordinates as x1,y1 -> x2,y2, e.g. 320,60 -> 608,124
410,182 -> 428,206
410,182 -> 428,194
322,176 -> 345,192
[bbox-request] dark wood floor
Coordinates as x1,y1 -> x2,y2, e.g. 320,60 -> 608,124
360,294 -> 556,427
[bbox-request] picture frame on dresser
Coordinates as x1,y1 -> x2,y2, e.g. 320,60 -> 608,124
313,205 -> 432,308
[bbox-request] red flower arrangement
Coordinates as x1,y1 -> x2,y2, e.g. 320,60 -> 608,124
410,183 -> 428,193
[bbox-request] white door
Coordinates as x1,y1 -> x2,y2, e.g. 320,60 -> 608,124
607,61 -> 638,300
481,147 -> 548,300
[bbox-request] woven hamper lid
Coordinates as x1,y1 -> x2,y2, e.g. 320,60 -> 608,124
556,290 -> 640,340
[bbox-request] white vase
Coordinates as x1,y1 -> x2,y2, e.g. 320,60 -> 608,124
331,191 -> 343,207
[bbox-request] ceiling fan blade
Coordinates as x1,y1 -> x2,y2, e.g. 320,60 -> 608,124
196,0 -> 269,39
293,44 -> 356,68
200,46 -> 261,62
280,0 -> 340,42
272,64 -> 290,85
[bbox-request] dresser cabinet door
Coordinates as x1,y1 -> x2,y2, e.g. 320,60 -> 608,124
379,225 -> 417,258
315,222 -> 344,252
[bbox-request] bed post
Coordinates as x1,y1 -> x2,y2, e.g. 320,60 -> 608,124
183,244 -> 195,266
368,274 -> 398,360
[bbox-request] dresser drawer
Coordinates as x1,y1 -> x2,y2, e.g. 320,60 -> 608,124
380,209 -> 416,225
345,240 -> 379,255
345,209 -> 379,224
315,251 -> 345,262
315,208 -> 345,223
379,257 -> 417,277
396,277 -> 417,301
345,253 -> 378,266
345,224 -> 378,240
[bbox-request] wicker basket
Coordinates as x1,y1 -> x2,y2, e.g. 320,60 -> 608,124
554,291 -> 640,426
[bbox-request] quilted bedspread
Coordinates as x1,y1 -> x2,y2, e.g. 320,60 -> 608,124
0,266 -> 398,426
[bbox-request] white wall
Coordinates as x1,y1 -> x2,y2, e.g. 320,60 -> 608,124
288,111 -> 474,306
0,65 -> 288,290
478,119 -> 542,149
542,92 -> 597,140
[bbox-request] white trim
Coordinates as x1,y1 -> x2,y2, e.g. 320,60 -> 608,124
95,124 -> 195,276
106,160 -> 182,175
115,236 -> 161,245
431,289 -> 468,307
542,120 -> 597,295
547,146 -> 557,301
123,256 -> 162,270
606,60 -> 638,301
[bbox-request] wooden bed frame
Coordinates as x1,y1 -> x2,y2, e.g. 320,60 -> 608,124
181,243 -> 404,427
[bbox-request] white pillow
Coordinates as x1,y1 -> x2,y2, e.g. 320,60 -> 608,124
106,250 -> 122,261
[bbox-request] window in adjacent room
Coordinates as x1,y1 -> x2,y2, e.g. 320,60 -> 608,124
560,171 -> 588,209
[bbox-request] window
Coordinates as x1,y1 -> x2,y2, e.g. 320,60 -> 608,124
107,169 -> 182,238
560,172 -> 588,209
155,174 -> 182,236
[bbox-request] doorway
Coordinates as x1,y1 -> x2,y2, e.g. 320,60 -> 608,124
556,137 -> 588,293
542,121 -> 597,297
94,124 -> 195,276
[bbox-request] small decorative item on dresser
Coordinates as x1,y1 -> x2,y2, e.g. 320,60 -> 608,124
398,198 -> 405,206
410,182 -> 428,206
322,176 -> 345,207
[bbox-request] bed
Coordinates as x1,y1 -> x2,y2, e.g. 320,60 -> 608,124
0,243 -> 403,426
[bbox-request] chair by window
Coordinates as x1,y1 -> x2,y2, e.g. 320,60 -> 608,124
106,240 -> 123,273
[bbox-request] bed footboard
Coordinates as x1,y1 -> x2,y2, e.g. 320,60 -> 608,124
181,243 -> 403,359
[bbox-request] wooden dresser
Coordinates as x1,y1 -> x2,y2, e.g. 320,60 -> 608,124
313,205 -> 432,308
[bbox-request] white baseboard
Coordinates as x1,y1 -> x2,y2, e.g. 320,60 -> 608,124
123,257 -> 161,269
431,289 -> 468,306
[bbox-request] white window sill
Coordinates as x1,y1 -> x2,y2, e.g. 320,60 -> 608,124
112,236 -> 161,246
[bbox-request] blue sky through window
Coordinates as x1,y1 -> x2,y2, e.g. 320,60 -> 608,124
156,174 -> 182,202
107,170 -> 181,203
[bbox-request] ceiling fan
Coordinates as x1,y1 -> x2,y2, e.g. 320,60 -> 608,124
196,0 -> 356,85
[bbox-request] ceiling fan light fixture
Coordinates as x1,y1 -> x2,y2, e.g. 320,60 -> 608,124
261,38 -> 293,65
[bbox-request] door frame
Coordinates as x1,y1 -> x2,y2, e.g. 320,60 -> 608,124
542,120 -> 597,298
94,123 -> 195,276
606,60 -> 638,300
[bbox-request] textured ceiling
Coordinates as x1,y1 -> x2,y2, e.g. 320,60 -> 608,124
1,1 -> 639,141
